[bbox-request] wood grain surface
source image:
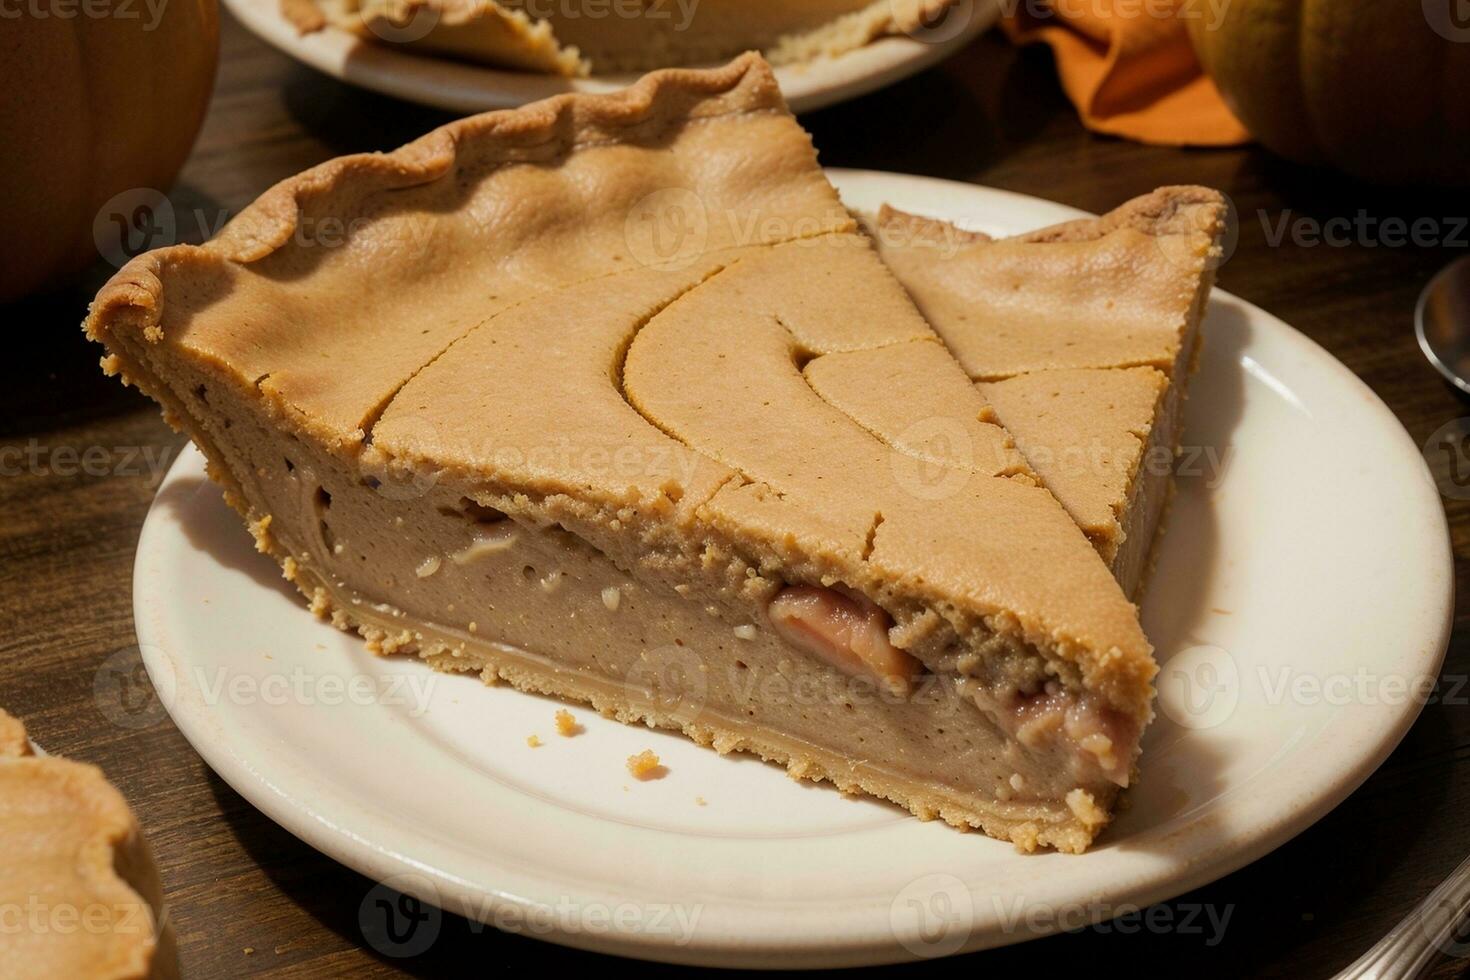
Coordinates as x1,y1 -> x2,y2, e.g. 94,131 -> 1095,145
4,15 -> 1470,979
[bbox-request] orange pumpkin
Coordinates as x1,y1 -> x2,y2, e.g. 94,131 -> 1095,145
0,0 -> 219,302
1187,0 -> 1470,184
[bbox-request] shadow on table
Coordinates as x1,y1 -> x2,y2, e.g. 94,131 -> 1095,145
273,28 -> 1068,181
977,704 -> 1450,978
1,174 -> 229,437
281,58 -> 458,157
2,276 -> 144,438
148,473 -> 303,606
805,32 -> 1066,182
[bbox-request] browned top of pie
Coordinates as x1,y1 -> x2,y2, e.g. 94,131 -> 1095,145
867,190 -> 1226,554
980,366 -> 1169,539
87,54 -> 1156,722
870,187 -> 1226,379
90,53 -> 849,448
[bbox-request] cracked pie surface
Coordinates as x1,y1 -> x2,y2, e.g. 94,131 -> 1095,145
867,189 -> 1227,596
88,54 -> 1164,853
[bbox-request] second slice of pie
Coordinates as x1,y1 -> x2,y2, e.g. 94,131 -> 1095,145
87,54 -> 1156,852
283,0 -> 961,74
869,191 -> 1227,597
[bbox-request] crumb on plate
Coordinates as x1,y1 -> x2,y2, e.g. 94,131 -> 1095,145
626,749 -> 664,780
555,708 -> 581,737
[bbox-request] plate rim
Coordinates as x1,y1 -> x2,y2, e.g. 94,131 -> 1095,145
131,171 -> 1456,967
219,0 -> 998,115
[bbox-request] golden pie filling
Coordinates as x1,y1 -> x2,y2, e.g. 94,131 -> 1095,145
87,55 -> 1221,852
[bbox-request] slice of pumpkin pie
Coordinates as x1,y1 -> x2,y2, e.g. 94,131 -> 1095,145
868,190 -> 1226,596
284,0 -> 960,74
86,55 -> 1155,852
0,710 -> 176,980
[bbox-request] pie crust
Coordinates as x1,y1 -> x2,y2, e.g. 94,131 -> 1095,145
868,189 -> 1227,596
283,0 -> 960,74
0,710 -> 176,980
87,54 -> 1157,852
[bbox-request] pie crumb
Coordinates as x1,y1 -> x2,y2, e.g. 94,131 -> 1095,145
526,735 -> 543,748
695,796 -> 707,806
626,750 -> 664,780
1065,788 -> 1107,829
555,709 -> 581,737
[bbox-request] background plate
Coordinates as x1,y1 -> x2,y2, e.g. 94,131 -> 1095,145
220,0 -> 998,114
132,171 -> 1454,967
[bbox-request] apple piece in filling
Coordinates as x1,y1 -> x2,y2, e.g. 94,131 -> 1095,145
767,585 -> 922,697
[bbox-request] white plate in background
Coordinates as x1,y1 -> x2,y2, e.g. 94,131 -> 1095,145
221,0 -> 997,114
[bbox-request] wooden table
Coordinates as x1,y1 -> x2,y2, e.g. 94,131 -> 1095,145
5,15 -> 1470,978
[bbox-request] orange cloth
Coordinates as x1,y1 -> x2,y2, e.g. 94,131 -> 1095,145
1003,0 -> 1251,147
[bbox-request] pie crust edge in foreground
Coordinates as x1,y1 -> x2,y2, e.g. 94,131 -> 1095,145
0,709 -> 177,980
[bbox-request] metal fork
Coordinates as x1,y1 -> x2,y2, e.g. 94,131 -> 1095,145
1335,853 -> 1470,979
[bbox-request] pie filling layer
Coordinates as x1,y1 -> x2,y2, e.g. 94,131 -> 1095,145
88,54 -> 1160,853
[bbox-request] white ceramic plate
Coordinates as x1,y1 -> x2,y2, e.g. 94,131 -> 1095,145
132,172 -> 1454,967
220,0 -> 997,114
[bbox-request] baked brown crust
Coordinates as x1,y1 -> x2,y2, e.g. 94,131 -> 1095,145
86,51 -> 833,448
89,50 -> 784,308
0,710 -> 177,979
87,56 -> 1162,852
1010,185 -> 1228,245
282,0 -> 964,73
868,189 -> 1226,596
